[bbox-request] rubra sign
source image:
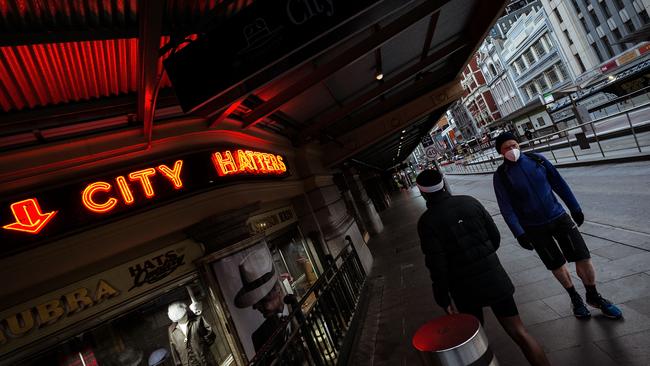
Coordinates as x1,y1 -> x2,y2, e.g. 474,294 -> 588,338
0,148 -> 289,257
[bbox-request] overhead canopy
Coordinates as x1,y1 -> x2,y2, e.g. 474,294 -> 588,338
0,0 -> 507,171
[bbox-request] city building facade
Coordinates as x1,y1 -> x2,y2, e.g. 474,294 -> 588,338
448,100 -> 479,142
459,52 -> 502,129
501,2 -> 575,106
478,37 -> 525,117
542,0 -> 650,82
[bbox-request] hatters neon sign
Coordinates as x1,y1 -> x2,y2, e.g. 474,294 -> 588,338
212,149 -> 286,176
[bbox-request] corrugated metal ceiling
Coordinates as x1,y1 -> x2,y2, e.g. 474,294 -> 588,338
0,0 -> 252,113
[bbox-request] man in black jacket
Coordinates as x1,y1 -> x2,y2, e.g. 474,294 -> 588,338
417,169 -> 549,366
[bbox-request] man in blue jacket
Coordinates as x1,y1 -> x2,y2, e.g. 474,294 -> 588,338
493,132 -> 622,319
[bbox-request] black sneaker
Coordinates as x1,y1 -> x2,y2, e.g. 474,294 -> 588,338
586,294 -> 623,319
571,296 -> 591,319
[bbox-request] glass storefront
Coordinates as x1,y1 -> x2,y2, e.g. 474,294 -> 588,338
268,226 -> 319,300
23,280 -> 235,366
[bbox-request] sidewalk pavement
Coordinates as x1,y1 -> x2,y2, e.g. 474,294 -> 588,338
348,187 -> 650,366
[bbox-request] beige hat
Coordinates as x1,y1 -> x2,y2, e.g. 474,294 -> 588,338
234,247 -> 278,308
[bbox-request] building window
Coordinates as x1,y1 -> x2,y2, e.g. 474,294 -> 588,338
592,43 -> 605,62
580,17 -> 589,33
557,63 -> 569,80
533,41 -> 546,57
564,30 -> 574,45
612,28 -> 622,40
601,1 -> 612,18
640,9 -> 650,24
536,75 -> 549,91
614,0 -> 625,9
554,8 -> 564,23
625,19 -> 636,33
537,117 -> 546,126
589,9 -> 600,26
575,54 -> 586,73
545,68 -> 560,85
524,49 -> 536,65
571,0 -> 581,13
601,36 -> 615,57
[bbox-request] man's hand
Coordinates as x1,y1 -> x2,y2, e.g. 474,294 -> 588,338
516,233 -> 534,250
571,211 -> 584,227
445,304 -> 459,315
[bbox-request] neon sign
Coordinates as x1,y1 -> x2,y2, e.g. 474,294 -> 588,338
81,160 -> 184,214
2,198 -> 57,234
212,149 -> 286,176
0,148 -> 289,254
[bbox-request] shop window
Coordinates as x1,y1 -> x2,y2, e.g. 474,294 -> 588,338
23,280 -> 235,366
268,227 -> 320,301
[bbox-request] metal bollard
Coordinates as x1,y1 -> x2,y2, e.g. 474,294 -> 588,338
412,314 -> 498,366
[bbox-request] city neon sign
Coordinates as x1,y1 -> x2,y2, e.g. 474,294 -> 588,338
81,160 -> 184,214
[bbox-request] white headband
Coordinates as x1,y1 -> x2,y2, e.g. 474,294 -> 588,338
417,180 -> 444,193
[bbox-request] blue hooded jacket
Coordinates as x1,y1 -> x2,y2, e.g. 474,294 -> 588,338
493,153 -> 581,237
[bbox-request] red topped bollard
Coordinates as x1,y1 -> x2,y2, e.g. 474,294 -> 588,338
412,314 -> 498,366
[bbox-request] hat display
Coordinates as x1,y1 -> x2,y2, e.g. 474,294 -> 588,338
234,247 -> 278,308
494,132 -> 518,153
117,348 -> 143,366
416,170 -> 444,193
148,348 -> 169,366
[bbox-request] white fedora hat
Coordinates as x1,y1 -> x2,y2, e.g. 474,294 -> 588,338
234,247 -> 278,308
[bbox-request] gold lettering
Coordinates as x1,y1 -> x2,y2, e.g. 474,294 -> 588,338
276,156 -> 287,172
64,288 -> 94,314
94,280 -> 120,303
36,300 -> 65,327
5,310 -> 34,336
235,150 -> 257,173
262,154 -> 275,171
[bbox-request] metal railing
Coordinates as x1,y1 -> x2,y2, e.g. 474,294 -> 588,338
441,101 -> 650,174
249,236 -> 367,366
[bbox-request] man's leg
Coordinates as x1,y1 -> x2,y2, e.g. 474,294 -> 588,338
575,258 -> 595,286
497,316 -> 550,366
555,216 -> 623,319
527,225 -> 590,318
491,297 -> 550,366
551,264 -> 574,288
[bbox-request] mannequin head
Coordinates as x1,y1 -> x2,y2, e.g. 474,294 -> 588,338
167,301 -> 188,323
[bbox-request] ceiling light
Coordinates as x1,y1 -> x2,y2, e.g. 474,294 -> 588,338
375,73 -> 384,80
402,130 -> 406,133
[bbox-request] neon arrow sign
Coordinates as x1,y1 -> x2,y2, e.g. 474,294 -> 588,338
3,198 -> 57,234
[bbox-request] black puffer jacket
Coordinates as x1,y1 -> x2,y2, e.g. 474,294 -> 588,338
417,191 -> 514,308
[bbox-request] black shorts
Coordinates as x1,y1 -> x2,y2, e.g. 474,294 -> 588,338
525,213 -> 591,270
455,296 -> 519,325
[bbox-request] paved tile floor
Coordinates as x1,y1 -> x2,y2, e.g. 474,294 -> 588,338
349,187 -> 650,366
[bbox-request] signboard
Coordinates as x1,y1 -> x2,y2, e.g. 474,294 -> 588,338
247,206 -> 297,235
164,0 -> 380,112
425,146 -> 437,159
0,148 -> 289,258
0,240 -> 203,359
541,92 -> 554,105
421,134 -> 434,148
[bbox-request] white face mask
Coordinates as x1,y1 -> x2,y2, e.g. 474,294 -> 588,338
504,148 -> 521,162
